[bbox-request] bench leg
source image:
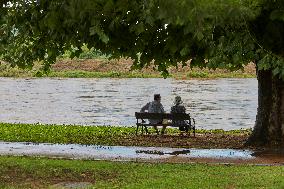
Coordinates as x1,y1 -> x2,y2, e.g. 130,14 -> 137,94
136,125 -> 148,135
152,126 -> 159,135
192,118 -> 196,137
144,126 -> 149,134
184,124 -> 189,136
136,125 -> 139,135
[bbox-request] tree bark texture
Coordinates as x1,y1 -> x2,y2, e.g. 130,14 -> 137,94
247,69 -> 284,146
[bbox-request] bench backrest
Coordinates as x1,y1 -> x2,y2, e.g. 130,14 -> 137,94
135,112 -> 190,120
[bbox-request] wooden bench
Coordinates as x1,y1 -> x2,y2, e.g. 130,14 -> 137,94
135,112 -> 195,136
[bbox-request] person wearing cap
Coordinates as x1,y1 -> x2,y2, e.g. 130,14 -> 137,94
171,96 -> 189,132
140,94 -> 166,134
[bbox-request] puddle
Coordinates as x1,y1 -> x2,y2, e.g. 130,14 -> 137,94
0,142 -> 255,160
135,148 -> 255,159
0,142 -> 283,165
136,149 -> 191,156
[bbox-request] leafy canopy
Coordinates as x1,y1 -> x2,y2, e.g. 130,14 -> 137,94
1,0 -> 284,77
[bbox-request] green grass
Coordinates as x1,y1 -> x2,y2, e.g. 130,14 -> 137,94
0,123 -> 251,146
48,70 -> 255,79
185,71 -> 255,79
0,68 -> 255,79
47,70 -> 162,78
0,156 -> 283,189
0,123 -> 136,145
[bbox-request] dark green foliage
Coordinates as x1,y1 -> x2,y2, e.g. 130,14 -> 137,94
1,0 -> 284,78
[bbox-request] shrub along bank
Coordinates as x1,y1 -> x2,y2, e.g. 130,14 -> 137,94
0,59 -> 256,79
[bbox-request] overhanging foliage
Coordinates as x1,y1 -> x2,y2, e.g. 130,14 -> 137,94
1,0 -> 284,77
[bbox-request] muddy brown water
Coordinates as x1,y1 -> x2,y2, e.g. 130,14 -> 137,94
1,142 -> 283,165
0,78 -> 257,130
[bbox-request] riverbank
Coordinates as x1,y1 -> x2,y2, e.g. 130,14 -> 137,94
0,59 -> 256,79
0,156 -> 283,189
0,123 -> 251,149
1,123 -> 283,188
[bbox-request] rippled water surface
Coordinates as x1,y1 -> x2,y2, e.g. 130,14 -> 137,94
0,78 -> 257,130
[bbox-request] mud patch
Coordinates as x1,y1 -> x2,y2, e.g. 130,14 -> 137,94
121,133 -> 250,149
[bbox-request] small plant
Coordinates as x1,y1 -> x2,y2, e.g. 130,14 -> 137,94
187,71 -> 209,78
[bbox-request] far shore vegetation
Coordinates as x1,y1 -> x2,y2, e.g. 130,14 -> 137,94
0,123 -> 251,149
0,62 -> 255,79
0,156 -> 283,189
0,47 -> 256,79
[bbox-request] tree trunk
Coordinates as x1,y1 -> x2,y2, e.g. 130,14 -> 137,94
247,69 -> 284,147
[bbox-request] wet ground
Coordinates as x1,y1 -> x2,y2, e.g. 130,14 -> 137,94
0,78 -> 257,130
51,182 -> 93,189
0,142 -> 283,165
110,133 -> 249,149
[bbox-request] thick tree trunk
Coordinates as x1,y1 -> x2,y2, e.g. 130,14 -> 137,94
247,69 -> 284,147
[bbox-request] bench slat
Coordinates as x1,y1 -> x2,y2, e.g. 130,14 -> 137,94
136,123 -> 173,126
135,112 -> 190,120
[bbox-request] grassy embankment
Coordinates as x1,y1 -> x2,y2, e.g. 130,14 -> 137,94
0,123 -> 251,149
0,123 -> 281,189
0,156 -> 283,189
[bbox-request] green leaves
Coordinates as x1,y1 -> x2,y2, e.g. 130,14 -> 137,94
130,22 -> 145,35
258,55 -> 272,71
89,25 -> 109,44
180,46 -> 190,57
270,10 -> 284,21
1,0 -> 284,79
256,52 -> 284,79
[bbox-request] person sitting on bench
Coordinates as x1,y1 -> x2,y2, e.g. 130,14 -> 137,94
171,96 -> 189,133
140,94 -> 166,134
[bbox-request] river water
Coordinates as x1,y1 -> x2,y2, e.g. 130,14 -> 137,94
0,78 -> 257,130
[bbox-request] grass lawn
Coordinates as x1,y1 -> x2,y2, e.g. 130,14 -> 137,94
0,123 -> 251,148
0,156 -> 283,189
